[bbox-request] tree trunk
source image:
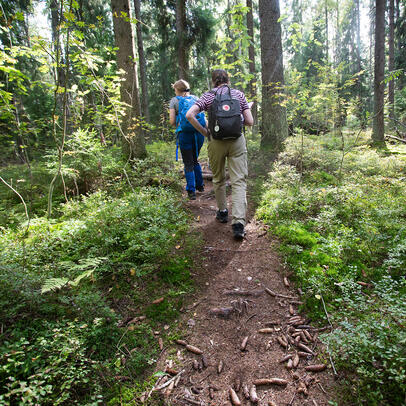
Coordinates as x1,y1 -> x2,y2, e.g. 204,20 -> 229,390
134,0 -> 150,123
325,0 -> 328,62
395,0 -> 405,90
176,0 -> 189,80
388,0 -> 395,120
369,0 -> 374,112
49,0 -> 65,99
355,0 -> 363,120
246,0 -> 257,128
111,0 -> 146,159
259,0 -> 288,151
156,0 -> 170,101
372,0 -> 386,144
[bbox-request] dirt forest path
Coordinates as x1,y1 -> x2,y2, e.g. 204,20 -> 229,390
151,163 -> 337,406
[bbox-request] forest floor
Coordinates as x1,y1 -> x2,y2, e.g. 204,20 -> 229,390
150,162 -> 339,406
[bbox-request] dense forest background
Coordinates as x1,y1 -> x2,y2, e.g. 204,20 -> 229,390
0,0 -> 405,405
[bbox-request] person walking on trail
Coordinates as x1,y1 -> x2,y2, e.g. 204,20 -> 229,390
169,79 -> 206,200
186,69 -> 254,240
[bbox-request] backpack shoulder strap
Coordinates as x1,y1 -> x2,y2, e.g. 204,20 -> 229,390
211,85 -> 232,100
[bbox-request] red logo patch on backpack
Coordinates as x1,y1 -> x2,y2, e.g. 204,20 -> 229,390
222,104 -> 230,111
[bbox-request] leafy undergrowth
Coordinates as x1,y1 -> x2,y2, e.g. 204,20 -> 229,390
0,130 -> 181,228
0,142 -> 197,405
256,132 -> 406,405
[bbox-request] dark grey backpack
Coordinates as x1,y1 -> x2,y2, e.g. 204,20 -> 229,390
208,86 -> 242,140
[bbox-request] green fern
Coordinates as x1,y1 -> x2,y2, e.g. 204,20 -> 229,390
41,257 -> 106,294
41,278 -> 69,294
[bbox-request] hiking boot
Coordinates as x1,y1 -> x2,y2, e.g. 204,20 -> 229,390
196,185 -> 205,192
187,190 -> 196,200
232,222 -> 245,240
216,209 -> 228,223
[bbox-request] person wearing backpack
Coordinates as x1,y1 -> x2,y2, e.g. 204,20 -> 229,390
186,69 -> 254,240
169,79 -> 206,200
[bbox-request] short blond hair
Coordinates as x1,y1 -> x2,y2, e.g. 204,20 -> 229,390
172,79 -> 190,92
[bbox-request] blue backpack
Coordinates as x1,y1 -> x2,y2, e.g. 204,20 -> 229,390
176,96 -> 206,133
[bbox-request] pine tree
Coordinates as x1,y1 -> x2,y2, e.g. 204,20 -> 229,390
176,0 -> 189,80
372,0 -> 386,144
134,0 -> 150,122
259,0 -> 288,150
388,0 -> 395,120
246,0 -> 257,127
111,0 -> 146,158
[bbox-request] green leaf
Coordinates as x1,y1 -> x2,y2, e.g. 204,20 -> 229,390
41,278 -> 69,294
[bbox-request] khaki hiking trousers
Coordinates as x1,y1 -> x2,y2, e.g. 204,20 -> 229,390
207,135 -> 248,226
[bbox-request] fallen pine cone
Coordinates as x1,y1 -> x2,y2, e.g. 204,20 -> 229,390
258,328 -> 274,334
253,378 -> 288,386
229,387 -> 241,405
264,320 -> 280,326
240,336 -> 249,351
300,331 -> 309,343
279,354 -> 293,363
298,351 -> 312,358
250,385 -> 259,403
217,360 -> 224,374
242,384 -> 250,399
175,339 -> 187,346
305,364 -> 327,372
296,343 -> 316,355
288,316 -> 302,323
293,353 -> 300,368
304,330 -> 313,341
186,344 -> 203,355
289,304 -> 295,315
277,336 -> 288,348
201,354 -> 208,369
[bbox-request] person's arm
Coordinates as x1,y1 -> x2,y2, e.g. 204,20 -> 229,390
169,108 -> 176,127
186,105 -> 209,137
243,108 -> 254,126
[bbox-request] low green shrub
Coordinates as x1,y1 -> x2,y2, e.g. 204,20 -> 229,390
0,142 -> 194,404
0,321 -> 104,405
323,277 -> 406,406
256,132 -> 406,403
